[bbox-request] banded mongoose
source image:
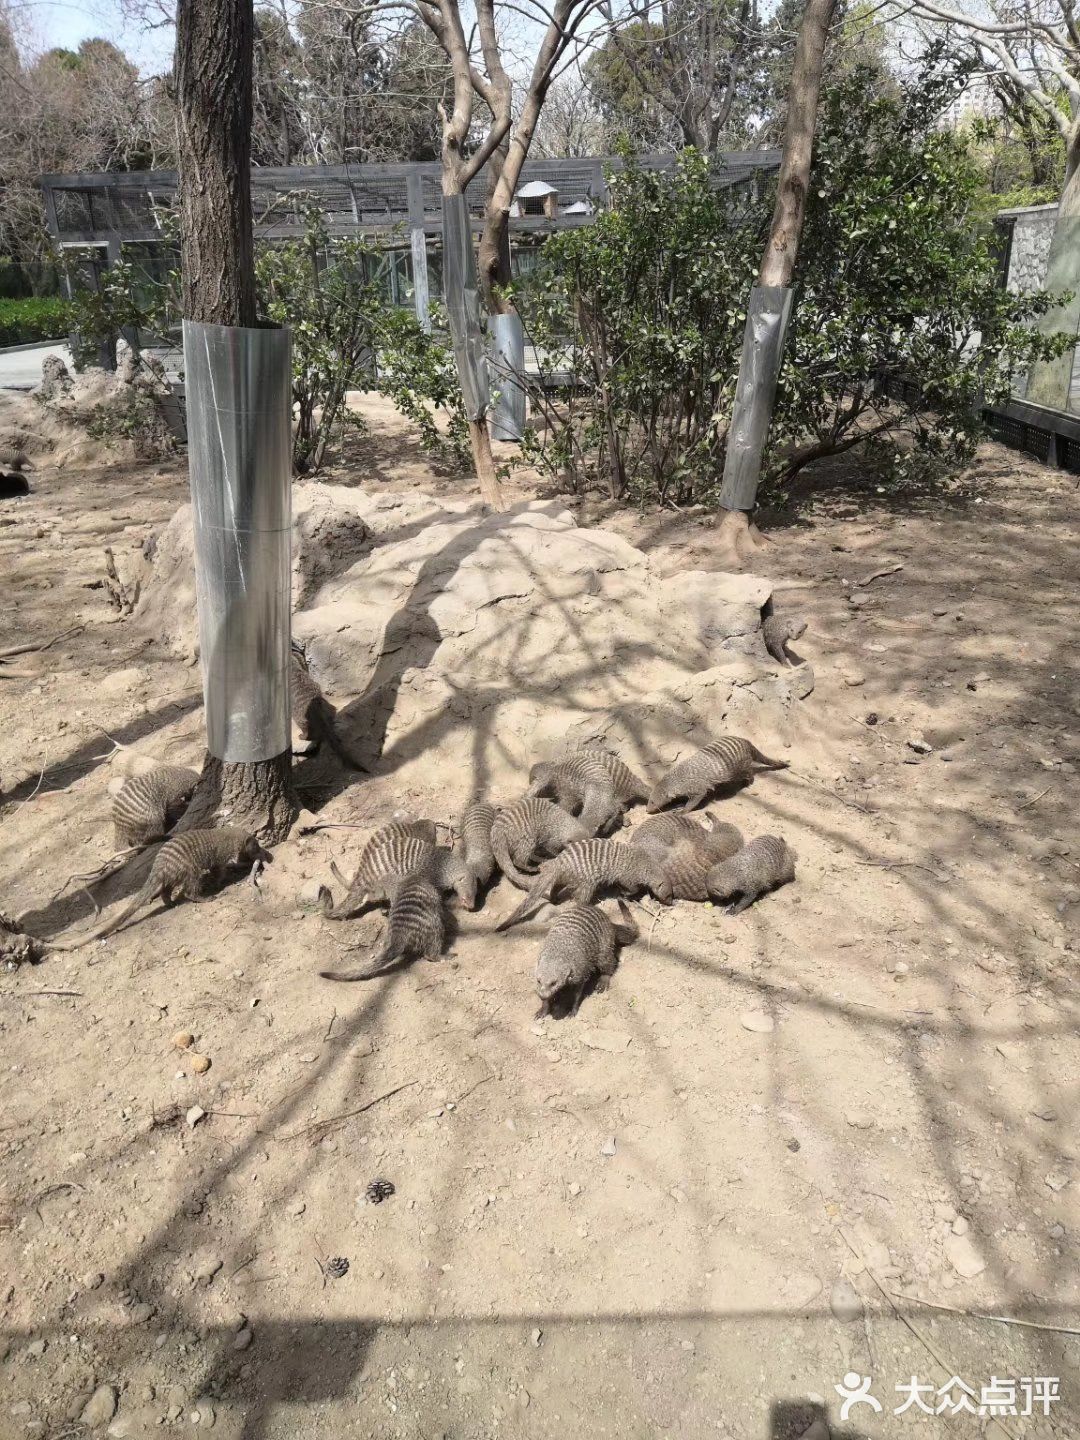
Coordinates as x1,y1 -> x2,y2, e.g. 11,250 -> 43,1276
490,798 -> 589,889
706,835 -> 796,914
321,834 -> 475,919
458,801 -> 498,885
319,876 -> 445,980
49,828 -> 268,949
357,818 -> 438,868
762,613 -> 807,666
290,647 -> 367,770
527,749 -> 648,835
646,736 -> 788,813
496,839 -> 673,932
629,812 -> 744,900
534,900 -> 639,1018
111,765 -> 199,848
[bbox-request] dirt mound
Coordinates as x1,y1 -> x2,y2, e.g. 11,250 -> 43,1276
0,360 -> 175,470
138,486 -> 812,793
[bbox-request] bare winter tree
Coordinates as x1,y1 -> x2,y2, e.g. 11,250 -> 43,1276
591,0 -> 764,152
398,0 -> 617,503
533,72 -> 606,158
900,0 -> 1080,408
175,0 -> 297,841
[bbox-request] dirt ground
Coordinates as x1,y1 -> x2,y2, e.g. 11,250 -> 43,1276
1,395 -> 1078,1440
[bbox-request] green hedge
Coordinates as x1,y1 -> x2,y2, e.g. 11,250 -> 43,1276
0,296 -> 70,347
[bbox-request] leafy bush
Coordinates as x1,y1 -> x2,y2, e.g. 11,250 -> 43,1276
257,215 -> 382,471
517,57 -> 1070,507
64,214 -> 469,473
375,304 -> 470,466
0,295 -> 69,346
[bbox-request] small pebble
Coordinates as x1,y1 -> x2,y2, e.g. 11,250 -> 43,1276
80,1385 -> 118,1428
739,1010 -> 774,1034
25,1338 -> 46,1359
951,1216 -> 969,1236
82,1271 -> 105,1290
829,1276 -> 864,1323
233,1327 -> 253,1351
186,1106 -> 206,1129
195,1256 -> 223,1286
601,1136 -> 616,1157
530,1327 -> 543,1347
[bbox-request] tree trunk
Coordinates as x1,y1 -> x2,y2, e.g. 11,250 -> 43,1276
479,137 -> 514,315
175,0 -> 296,842
468,417 -> 503,508
715,0 -> 839,559
1026,133 -> 1080,412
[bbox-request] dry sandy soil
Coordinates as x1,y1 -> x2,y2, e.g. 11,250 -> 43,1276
1,394 -> 1078,1440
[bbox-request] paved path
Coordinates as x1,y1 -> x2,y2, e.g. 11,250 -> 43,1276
0,341 -> 73,390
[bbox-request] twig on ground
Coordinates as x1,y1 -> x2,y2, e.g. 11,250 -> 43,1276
0,624 -> 84,661
10,990 -> 83,999
839,1228 -> 1018,1440
51,846 -> 142,903
298,822 -> 370,835
280,1079 -> 418,1143
891,1292 -> 1080,1338
1017,785 -> 1053,811
17,754 -> 48,808
859,562 -> 904,585
856,858 -> 947,880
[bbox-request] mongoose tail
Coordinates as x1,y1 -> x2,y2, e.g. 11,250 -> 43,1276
745,742 -> 788,770
49,829 -> 266,950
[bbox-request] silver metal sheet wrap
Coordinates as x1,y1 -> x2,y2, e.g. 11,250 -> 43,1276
488,312 -> 526,441
717,285 -> 793,513
442,193 -> 490,422
183,319 -> 292,763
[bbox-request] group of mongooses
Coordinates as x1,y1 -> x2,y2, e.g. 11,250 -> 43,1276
318,734 -> 798,1014
36,647 -> 798,990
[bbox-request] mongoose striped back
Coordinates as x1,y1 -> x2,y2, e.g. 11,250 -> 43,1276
52,827 -> 262,949
578,748 -> 650,802
527,750 -> 644,835
490,798 -> 589,889
459,801 -> 497,883
111,765 -> 198,848
496,838 -> 672,931
533,900 -> 639,1015
320,876 -> 445,980
647,736 -> 788,812
762,614 -> 807,666
706,835 -> 796,914
630,813 -> 744,900
358,820 -> 437,869
325,835 -> 473,917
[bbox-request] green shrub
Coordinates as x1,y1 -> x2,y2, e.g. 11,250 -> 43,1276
0,296 -> 69,346
516,56 -> 1071,507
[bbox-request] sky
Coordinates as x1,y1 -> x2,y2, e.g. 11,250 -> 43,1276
13,0 -> 174,72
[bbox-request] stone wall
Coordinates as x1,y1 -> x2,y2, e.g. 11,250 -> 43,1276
1004,205 -> 1058,295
